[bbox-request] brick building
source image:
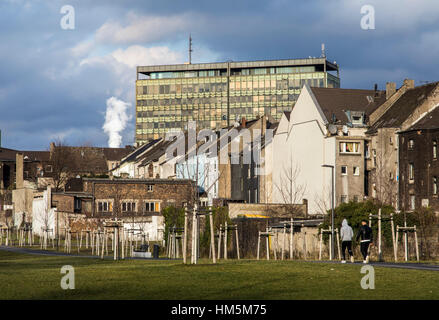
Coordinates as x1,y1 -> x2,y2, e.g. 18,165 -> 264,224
398,106 -> 439,212
65,177 -> 195,217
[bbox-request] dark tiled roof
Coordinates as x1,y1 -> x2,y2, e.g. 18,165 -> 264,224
406,106 -> 439,131
0,147 -> 18,161
0,148 -> 49,162
138,139 -> 176,167
120,139 -> 162,164
310,87 -> 386,124
101,146 -> 135,161
368,82 -> 439,132
83,177 -> 194,185
22,151 -> 50,162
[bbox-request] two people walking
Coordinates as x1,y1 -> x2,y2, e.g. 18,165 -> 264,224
340,219 -> 373,264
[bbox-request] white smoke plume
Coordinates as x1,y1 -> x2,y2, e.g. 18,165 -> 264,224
102,97 -> 132,148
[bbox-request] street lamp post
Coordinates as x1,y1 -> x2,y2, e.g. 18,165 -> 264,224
322,164 -> 335,260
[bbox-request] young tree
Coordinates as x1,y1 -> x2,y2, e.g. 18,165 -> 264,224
273,156 -> 307,217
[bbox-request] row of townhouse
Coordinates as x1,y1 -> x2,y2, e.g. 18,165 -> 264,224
108,78 -> 439,216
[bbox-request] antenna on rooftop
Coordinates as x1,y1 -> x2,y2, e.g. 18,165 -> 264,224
321,43 -> 326,58
188,34 -> 193,64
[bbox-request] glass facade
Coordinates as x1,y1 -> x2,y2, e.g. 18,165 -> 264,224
136,60 -> 340,144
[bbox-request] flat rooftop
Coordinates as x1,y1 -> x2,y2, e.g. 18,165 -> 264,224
137,57 -> 338,75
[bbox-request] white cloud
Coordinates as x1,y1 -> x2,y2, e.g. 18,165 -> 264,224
95,13 -> 201,45
70,40 -> 95,58
111,45 -> 183,68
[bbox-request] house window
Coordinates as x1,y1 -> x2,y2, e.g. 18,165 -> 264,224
340,195 -> 348,204
341,166 -> 347,175
339,142 -> 360,154
45,165 -> 53,172
74,198 -> 82,212
351,115 -> 363,125
433,141 -> 437,159
410,195 -> 415,210
145,201 -> 160,212
434,177 -> 438,195
409,163 -> 414,182
408,139 -> 414,150
353,166 -> 360,176
122,202 -> 136,212
147,184 -> 154,192
97,201 -> 110,212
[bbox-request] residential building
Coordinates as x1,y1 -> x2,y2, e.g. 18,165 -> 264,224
398,106 -> 439,212
367,80 -> 439,208
272,84 -> 386,214
135,57 -> 340,144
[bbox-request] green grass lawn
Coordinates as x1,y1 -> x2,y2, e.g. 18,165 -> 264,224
0,250 -> 438,300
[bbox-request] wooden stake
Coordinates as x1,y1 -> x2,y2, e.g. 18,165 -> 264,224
209,212 -> 216,264
224,222 -> 228,260
391,213 -> 396,262
319,231 -> 323,260
183,210 -> 188,264
414,225 -> 419,262
235,226 -> 240,260
257,231 -> 260,260
290,218 -> 294,260
378,208 -> 382,261
217,227 -> 222,260
336,228 -> 341,260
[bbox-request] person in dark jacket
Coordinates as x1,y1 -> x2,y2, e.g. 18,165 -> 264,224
356,220 -> 373,263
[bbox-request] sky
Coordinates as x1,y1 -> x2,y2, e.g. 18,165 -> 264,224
1,0 -> 439,150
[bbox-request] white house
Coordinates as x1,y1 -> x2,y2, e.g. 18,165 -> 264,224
272,84 -> 385,214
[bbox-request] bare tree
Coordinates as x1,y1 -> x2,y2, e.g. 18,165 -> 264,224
49,140 -> 75,192
370,147 -> 397,207
273,157 -> 307,217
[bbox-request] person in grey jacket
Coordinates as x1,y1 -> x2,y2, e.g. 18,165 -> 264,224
340,219 -> 354,263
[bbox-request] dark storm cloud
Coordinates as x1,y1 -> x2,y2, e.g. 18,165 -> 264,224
0,0 -> 438,149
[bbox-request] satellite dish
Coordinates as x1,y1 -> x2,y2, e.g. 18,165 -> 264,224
328,124 -> 337,135
342,125 -> 348,134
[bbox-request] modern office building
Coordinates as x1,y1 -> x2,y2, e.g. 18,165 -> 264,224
135,58 -> 340,144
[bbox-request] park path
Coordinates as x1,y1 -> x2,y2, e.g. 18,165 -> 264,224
0,245 -> 169,260
1,245 -> 439,271
312,259 -> 439,272
0,245 -> 97,258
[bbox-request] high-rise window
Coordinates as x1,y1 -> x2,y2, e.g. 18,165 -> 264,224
433,140 -> 437,159
433,177 -> 438,195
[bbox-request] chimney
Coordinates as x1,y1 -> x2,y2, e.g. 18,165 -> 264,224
374,83 -> 379,97
50,142 -> 55,154
241,117 -> 247,128
386,82 -> 396,99
16,152 -> 24,189
403,79 -> 415,89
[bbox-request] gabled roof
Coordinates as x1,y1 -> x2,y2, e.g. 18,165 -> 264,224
120,139 -> 162,164
404,105 -> 439,131
0,147 -> 49,162
310,87 -> 386,124
368,82 -> 439,133
138,139 -> 175,167
0,147 -> 19,161
22,150 -> 50,162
